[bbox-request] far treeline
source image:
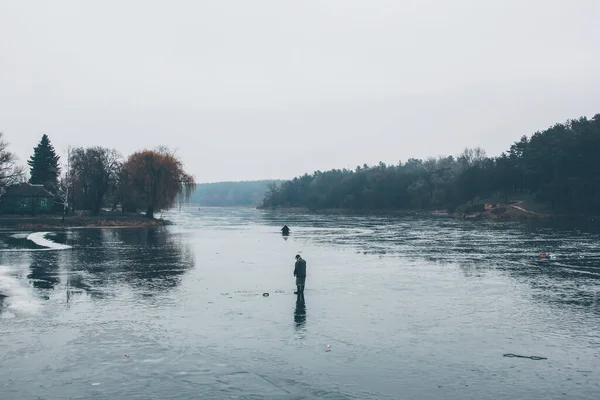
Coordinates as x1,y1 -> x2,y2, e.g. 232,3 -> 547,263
191,180 -> 283,206
261,114 -> 600,214
0,133 -> 195,218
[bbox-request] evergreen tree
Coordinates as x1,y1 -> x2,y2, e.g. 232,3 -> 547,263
28,134 -> 60,189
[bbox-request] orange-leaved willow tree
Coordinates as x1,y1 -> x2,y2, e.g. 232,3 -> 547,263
121,148 -> 195,218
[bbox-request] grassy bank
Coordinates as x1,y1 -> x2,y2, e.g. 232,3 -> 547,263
0,213 -> 168,229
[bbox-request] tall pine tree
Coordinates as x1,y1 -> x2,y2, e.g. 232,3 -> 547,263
28,134 -> 60,190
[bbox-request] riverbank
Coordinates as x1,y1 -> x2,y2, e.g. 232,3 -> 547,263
0,214 -> 169,229
258,201 -> 595,221
451,200 -> 547,221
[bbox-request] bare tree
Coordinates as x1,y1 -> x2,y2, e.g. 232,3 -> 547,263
57,147 -> 73,221
70,147 -> 123,215
0,133 -> 25,197
458,147 -> 487,168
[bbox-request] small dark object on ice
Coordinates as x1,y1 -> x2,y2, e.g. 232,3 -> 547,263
503,353 -> 547,360
262,293 -> 269,297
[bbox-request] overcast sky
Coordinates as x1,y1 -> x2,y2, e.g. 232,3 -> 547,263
1,0 -> 599,183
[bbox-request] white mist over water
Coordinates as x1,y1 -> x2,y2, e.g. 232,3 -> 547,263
0,265 -> 41,318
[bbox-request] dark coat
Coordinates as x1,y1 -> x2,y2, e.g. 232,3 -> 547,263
294,258 -> 306,278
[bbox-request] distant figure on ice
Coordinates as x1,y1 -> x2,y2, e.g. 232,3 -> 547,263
281,225 -> 290,236
293,254 -> 307,296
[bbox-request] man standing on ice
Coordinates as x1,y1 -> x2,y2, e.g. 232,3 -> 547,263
293,254 -> 306,296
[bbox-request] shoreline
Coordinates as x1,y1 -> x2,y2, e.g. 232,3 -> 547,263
257,204 -> 596,221
0,214 -> 169,230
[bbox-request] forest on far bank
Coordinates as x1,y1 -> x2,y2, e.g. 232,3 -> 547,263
261,114 -> 600,215
191,180 -> 283,206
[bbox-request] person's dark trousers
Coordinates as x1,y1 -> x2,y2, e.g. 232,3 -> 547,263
295,276 -> 306,294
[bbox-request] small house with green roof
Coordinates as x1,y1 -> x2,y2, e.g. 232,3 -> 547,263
0,183 -> 55,215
